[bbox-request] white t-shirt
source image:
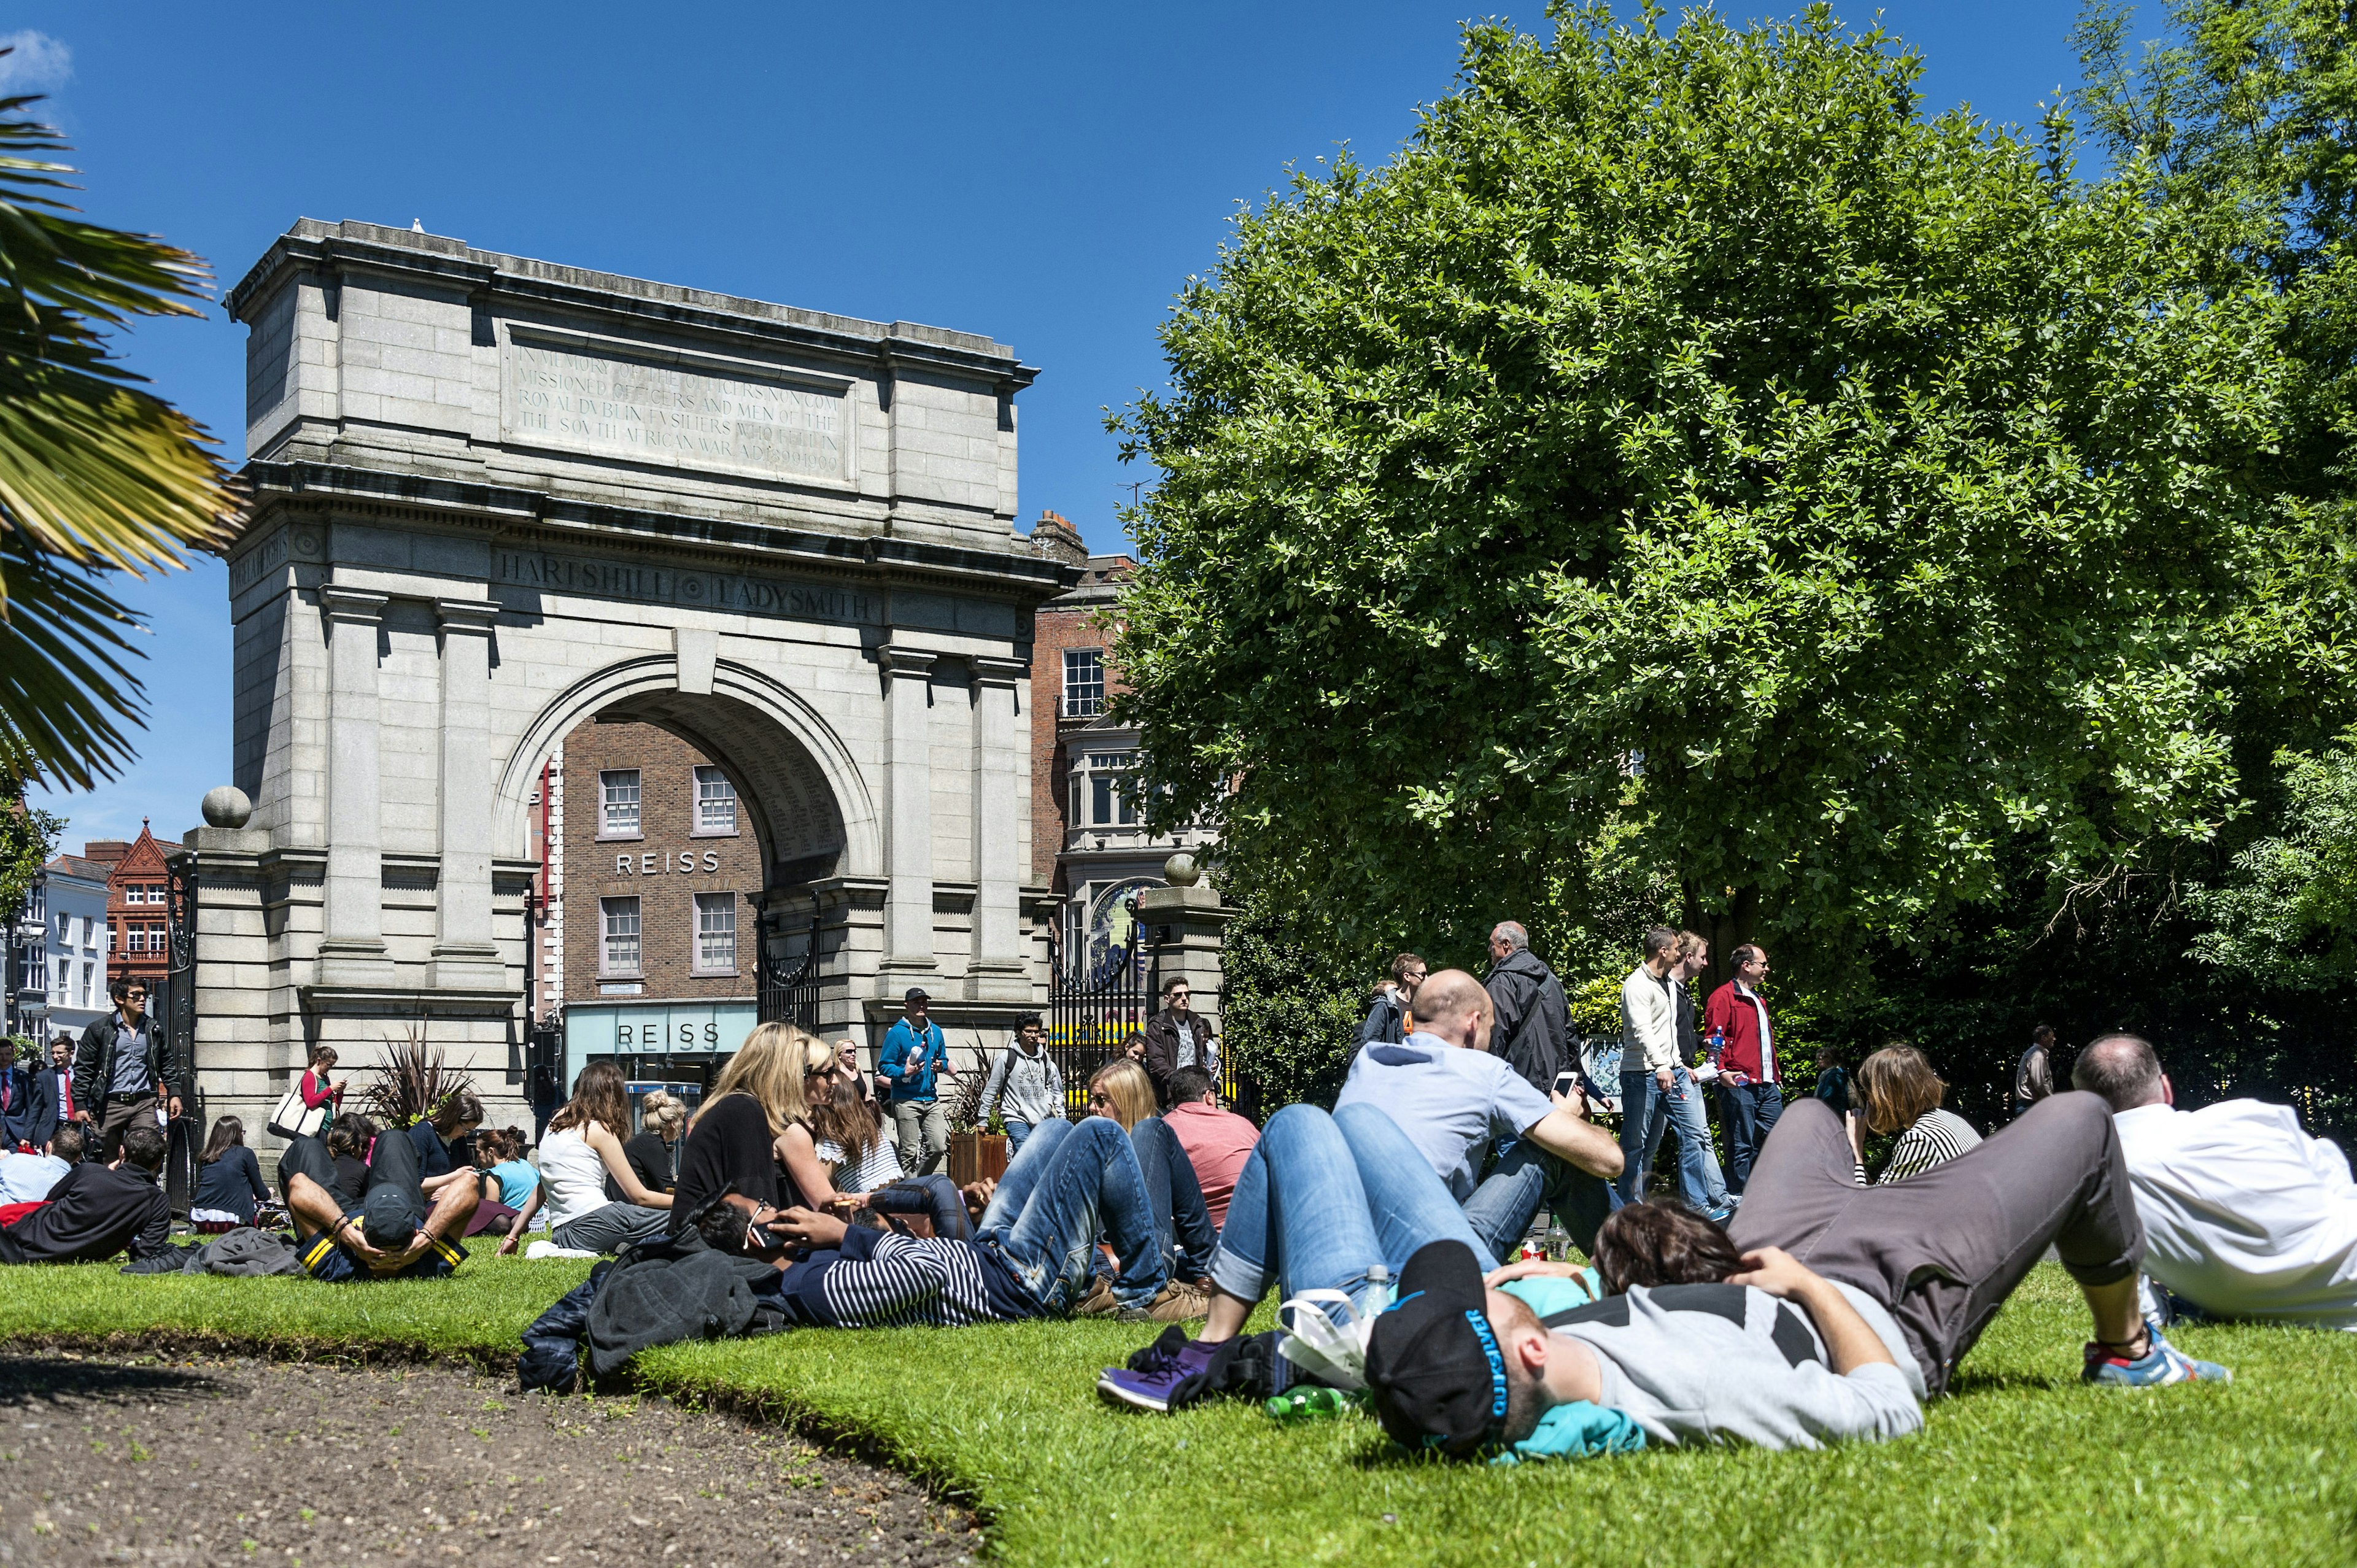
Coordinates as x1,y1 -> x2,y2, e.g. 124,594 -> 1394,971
1334,1032 -> 1555,1201
538,1125 -> 616,1231
2115,1099 -> 2357,1329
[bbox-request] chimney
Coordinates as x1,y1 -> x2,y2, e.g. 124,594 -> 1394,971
1026,509 -> 1089,567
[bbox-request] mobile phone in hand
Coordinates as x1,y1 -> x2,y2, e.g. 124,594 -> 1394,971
1553,1070 -> 1582,1099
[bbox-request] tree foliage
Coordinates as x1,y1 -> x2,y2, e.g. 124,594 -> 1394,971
2187,731 -> 2357,987
0,79 -> 234,790
1113,3 -> 2315,979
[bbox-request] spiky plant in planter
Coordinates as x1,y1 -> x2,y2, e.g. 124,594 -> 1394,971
362,1026 -> 478,1129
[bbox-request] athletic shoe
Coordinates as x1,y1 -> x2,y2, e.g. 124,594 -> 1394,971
1097,1334 -> 1219,1412
1120,1280 -> 1210,1323
1705,1206 -> 1735,1226
2083,1327 -> 2232,1387
1072,1275 -> 1120,1318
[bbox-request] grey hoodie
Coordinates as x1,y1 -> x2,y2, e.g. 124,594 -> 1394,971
1548,1281 -> 1925,1450
980,1038 -> 1065,1127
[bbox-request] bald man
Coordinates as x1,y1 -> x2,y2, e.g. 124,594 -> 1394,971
2077,1032 -> 2357,1330
1333,968 -> 1623,1264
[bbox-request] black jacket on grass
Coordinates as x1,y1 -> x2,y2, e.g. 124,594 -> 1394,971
0,1161 -> 171,1264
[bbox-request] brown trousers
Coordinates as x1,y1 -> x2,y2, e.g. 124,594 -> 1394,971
91,1094 -> 159,1163
1728,1092 -> 2144,1394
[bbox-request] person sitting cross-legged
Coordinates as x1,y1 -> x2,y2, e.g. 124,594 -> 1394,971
0,1122 -> 170,1265
2076,1031 -> 2357,1330
285,1110 -> 479,1281
1333,968 -> 1622,1266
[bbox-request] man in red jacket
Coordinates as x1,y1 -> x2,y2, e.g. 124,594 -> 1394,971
1703,943 -> 1784,1194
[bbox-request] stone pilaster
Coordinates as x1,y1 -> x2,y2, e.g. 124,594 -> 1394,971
432,598 -> 504,990
880,646 -> 938,978
968,655 -> 1029,999
315,585 -> 394,987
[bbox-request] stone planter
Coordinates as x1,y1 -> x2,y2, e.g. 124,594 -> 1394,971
948,1130 -> 1009,1187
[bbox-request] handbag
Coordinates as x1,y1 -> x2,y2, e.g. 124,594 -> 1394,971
266,1075 -> 328,1141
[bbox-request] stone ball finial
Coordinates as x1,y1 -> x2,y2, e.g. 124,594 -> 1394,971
201,785 -> 253,828
1163,851 -> 1200,887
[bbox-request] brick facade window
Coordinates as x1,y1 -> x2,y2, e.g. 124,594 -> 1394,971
600,770 -> 643,838
694,891 -> 737,974
1082,751 -> 1139,827
693,765 -> 738,835
600,895 -> 642,975
1062,649 -> 1105,717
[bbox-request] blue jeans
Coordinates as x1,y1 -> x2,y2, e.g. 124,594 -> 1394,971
1719,1080 -> 1786,1193
973,1116 -> 1165,1313
1207,1102 -> 1488,1316
1128,1115 -> 1217,1278
1463,1139 -> 1617,1263
1004,1118 -> 1034,1153
1636,1067 -> 1729,1210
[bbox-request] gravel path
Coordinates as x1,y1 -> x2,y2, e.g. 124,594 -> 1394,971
0,1350 -> 977,1567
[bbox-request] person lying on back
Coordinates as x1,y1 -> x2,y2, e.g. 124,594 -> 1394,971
285,1109 -> 479,1281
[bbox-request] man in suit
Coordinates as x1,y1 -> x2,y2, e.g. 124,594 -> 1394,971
23,1036 -> 74,1156
0,1041 -> 28,1151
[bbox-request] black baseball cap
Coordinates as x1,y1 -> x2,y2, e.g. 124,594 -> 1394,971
1363,1240 -> 1510,1456
904,987 -> 930,1005
359,1184 -> 420,1251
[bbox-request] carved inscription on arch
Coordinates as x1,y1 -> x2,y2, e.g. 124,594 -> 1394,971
502,338 -> 851,485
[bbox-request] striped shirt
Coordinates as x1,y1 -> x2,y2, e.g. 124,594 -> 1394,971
814,1135 -> 904,1196
1857,1108 -> 1983,1186
778,1223 -> 1038,1328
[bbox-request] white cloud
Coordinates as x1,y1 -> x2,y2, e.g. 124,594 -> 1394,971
0,31 -> 73,97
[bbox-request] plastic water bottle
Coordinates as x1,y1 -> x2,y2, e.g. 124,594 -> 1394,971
1363,1262 -> 1395,1315
1544,1218 -> 1572,1261
1264,1386 -> 1368,1423
1707,1026 -> 1725,1066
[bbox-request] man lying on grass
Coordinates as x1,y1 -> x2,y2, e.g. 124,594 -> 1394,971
1099,1091 -> 2224,1455
0,1121 -> 170,1266
284,1109 -> 479,1281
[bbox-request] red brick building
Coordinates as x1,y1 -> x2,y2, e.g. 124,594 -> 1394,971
1023,511 -> 1217,976
87,822 -> 177,996
546,717 -> 765,1092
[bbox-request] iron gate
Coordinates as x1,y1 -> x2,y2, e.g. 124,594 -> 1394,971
1047,930 -> 1146,1118
756,906 -> 821,1031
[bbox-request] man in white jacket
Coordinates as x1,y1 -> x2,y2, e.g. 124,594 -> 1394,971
1616,927 -> 1683,1206
2077,1032 -> 2357,1329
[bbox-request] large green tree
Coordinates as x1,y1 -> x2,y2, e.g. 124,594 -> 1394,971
1112,2 -> 2313,983
0,80 -> 233,790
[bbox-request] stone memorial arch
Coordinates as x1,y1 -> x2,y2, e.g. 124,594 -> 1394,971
188,220 -> 1074,1145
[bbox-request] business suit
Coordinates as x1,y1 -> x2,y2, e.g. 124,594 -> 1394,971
25,1062 -> 71,1154
0,1063 -> 27,1149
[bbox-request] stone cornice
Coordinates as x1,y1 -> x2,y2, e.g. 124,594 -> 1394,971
234,460 -> 1083,604
225,220 -> 1038,390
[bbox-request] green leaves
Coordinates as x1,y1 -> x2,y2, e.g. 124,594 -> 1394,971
1112,3 -> 2309,966
0,87 -> 234,790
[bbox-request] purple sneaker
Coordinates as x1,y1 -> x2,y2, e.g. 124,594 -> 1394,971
1097,1334 -> 1220,1412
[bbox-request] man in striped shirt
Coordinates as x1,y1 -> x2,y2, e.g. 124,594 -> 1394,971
764,1114 -> 1185,1327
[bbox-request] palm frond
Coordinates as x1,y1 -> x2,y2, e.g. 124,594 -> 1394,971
0,87 -> 238,788
361,1027 -> 479,1130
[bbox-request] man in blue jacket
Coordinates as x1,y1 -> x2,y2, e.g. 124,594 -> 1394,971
879,988 -> 958,1176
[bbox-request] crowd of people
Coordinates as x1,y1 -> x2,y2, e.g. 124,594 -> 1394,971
7,929 -> 2357,1465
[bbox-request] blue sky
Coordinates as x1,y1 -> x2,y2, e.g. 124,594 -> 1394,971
18,0 -> 2111,846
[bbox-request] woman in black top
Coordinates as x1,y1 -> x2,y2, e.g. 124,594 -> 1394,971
191,1116 -> 269,1226
324,1114 -> 379,1210
610,1089 -> 686,1199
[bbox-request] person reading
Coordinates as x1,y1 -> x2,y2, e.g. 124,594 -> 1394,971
2076,1032 -> 2357,1330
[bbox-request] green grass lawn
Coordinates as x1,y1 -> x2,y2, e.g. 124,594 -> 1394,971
4,1256 -> 2351,1567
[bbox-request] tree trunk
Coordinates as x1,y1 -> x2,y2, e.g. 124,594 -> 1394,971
1681,882 -> 1759,997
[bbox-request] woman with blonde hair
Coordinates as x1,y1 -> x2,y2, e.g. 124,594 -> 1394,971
1083,1057 -> 1215,1305
673,1023 -> 838,1234
617,1088 -> 687,1197
1851,1044 -> 1983,1184
498,1059 -> 673,1255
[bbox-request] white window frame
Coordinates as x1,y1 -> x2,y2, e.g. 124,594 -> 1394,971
691,765 -> 740,837
1062,648 -> 1105,717
599,769 -> 643,840
692,891 -> 737,976
600,895 -> 643,976
1080,751 -> 1140,828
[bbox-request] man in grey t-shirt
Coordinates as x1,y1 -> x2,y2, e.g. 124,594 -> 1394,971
1334,970 -> 1621,1263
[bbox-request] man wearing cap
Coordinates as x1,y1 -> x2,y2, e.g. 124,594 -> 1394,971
878,988 -> 958,1177
1101,1082 -> 2216,1439
284,1111 -> 478,1281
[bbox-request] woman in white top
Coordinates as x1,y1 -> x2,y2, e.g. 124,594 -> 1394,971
1850,1045 -> 1983,1185
807,1062 -> 905,1194
498,1060 -> 672,1254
